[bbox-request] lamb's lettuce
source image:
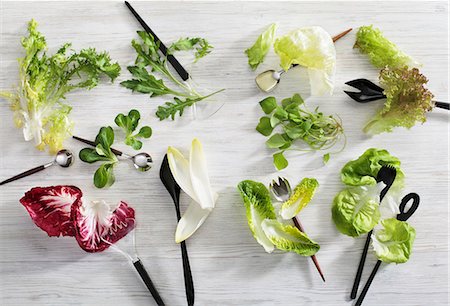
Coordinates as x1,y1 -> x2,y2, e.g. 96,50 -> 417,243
280,178 -> 319,219
341,148 -> 404,190
261,219 -> 319,256
332,184 -> 384,237
245,23 -> 278,70
0,20 -> 120,153
273,26 -> 336,95
372,218 -> 416,263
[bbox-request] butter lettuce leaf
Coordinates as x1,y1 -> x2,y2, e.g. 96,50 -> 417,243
273,26 -> 336,95
261,219 -> 319,256
341,148 -> 404,190
354,25 -> 417,69
372,218 -> 416,263
332,184 -> 383,237
280,178 -> 319,219
364,67 -> 434,135
245,23 -> 277,70
238,180 -> 276,252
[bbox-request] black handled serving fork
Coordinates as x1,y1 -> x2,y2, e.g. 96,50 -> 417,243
344,78 -> 449,110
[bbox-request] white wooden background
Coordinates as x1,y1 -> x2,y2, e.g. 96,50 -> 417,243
0,1 -> 448,305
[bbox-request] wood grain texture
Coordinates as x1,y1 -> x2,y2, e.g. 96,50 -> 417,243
0,1 -> 448,305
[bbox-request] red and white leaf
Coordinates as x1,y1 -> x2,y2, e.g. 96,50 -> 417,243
72,200 -> 136,253
19,185 -> 83,237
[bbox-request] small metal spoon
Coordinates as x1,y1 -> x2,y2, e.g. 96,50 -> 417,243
255,28 -> 353,93
0,149 -> 74,186
72,136 -> 153,172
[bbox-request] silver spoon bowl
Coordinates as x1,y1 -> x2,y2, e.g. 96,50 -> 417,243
122,152 -> 153,172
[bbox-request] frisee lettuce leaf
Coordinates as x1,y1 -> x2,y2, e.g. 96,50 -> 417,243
245,23 -> 278,70
0,20 -> 120,153
332,184 -> 383,237
363,67 -> 435,135
354,25 -> 417,69
273,26 -> 336,95
372,218 -> 416,263
280,178 -> 319,219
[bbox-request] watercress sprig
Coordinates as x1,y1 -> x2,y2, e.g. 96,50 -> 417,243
256,94 -> 345,170
79,127 -> 118,188
115,109 -> 152,150
121,31 -> 224,120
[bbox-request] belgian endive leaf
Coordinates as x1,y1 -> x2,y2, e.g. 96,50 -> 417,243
175,201 -> 212,243
167,146 -> 199,203
190,138 -> 215,209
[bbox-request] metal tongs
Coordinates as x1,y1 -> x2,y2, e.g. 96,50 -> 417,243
344,78 -> 449,110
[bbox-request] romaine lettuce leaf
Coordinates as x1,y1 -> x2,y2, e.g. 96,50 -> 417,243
354,25 -> 418,69
341,148 -> 404,190
372,218 -> 416,263
332,184 -> 383,237
261,219 -> 319,256
245,23 -> 277,70
273,26 -> 336,95
280,178 -> 319,219
238,180 -> 277,252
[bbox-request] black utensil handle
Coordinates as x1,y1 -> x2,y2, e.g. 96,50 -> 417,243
124,1 -> 189,81
398,193 -> 420,221
350,229 -> 373,299
180,241 -> 195,306
72,136 -> 123,156
434,101 -> 450,110
355,260 -> 382,306
133,258 -> 165,306
0,164 -> 47,186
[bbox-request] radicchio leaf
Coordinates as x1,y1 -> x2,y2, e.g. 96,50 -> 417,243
72,200 -> 136,252
20,185 -> 82,237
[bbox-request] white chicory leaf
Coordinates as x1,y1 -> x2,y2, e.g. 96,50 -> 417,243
167,138 -> 217,243
273,26 -> 336,96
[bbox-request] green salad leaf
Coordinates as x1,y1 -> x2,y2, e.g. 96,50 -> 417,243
115,109 -> 152,150
238,180 -> 277,252
238,180 -> 320,256
256,94 -> 345,170
121,31 -> 224,120
273,26 -> 336,95
79,127 -> 118,188
0,20 -> 120,153
354,25 -> 417,69
332,184 -> 382,237
363,67 -> 435,135
372,218 -> 416,263
280,178 -> 319,219
341,148 -> 404,189
245,23 -> 277,70
261,219 -> 319,256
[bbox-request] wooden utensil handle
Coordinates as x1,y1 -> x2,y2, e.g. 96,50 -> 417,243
0,164 -> 47,186
72,136 -> 123,156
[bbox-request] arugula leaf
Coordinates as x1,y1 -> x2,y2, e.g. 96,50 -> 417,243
79,127 -> 118,188
245,23 -> 277,70
115,109 -> 152,150
0,19 -> 120,153
121,31 -> 224,120
256,94 -> 345,170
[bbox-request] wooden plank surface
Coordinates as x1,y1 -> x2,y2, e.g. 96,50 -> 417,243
0,1 -> 448,305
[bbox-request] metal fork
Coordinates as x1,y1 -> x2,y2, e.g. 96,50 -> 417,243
270,177 -> 325,282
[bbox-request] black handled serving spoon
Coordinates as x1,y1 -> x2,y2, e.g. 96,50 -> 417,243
0,149 -> 73,185
160,155 -> 195,306
344,78 -> 450,110
355,192 -> 420,306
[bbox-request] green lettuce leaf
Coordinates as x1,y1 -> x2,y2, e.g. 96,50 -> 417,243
332,184 -> 383,237
245,23 -> 277,70
354,25 -> 417,69
280,178 -> 319,219
273,26 -> 336,95
0,20 -> 120,153
372,218 -> 416,263
341,148 -> 404,190
261,219 -> 319,256
238,180 -> 277,252
363,67 -> 434,135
